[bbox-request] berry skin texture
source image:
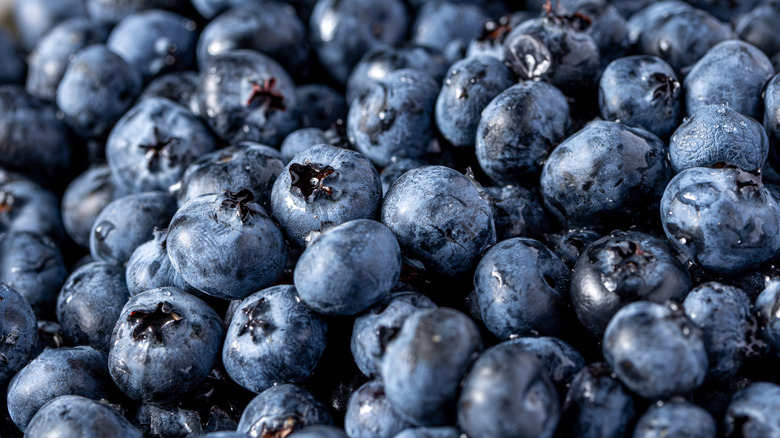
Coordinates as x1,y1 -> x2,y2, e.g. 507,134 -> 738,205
0,282 -> 38,387
237,384 -> 333,437
632,398 -> 716,438
25,395 -> 142,438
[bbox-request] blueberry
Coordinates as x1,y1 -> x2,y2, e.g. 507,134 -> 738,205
507,336 -> 587,399
85,0 -> 191,24
466,12 -> 531,61
295,84 -> 349,130
222,285 -> 327,394
271,144 -> 382,249
7,345 -> 118,431
190,0 -> 268,19
542,228 -> 602,268
56,261 -> 130,352
13,0 -> 87,50
633,398 -> 716,438
411,1 -> 488,62
24,395 -> 142,438
166,190 -> 287,299
108,287 -> 224,403
570,230 -> 692,336
540,121 -> 671,230
603,301 -> 708,400
379,158 -> 426,196
754,280 -> 780,355
348,69 -> 440,168
684,40 -> 773,120
0,28 -> 25,85
350,290 -> 436,378
196,3 -> 307,78
191,50 -> 299,146
762,73 -> 780,170
56,44 -> 143,139
344,379 -> 413,438
61,165 -> 118,248
599,55 -> 681,139
90,191 -> 177,265
138,70 -> 199,106
309,0 -> 409,84
236,384 -> 333,437
0,173 -> 67,244
476,81 -> 571,185
735,2 -> 780,59
458,342 -> 559,438
562,0 -> 630,64
556,362 -> 636,438
660,166 -> 780,276
723,382 -> 780,437
0,282 -> 38,387
289,426 -> 349,438
381,307 -> 482,426
435,55 -> 515,148
134,402 -> 205,437
382,166 -> 496,277
392,427 -> 461,438
107,10 -> 197,83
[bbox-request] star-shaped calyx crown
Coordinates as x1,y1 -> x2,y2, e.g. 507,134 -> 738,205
220,189 -> 258,222
237,297 -> 276,344
138,126 -> 179,171
128,301 -> 182,343
288,163 -> 338,202
245,77 -> 286,116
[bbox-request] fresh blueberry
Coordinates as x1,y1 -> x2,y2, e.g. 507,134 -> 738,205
289,426 -> 349,438
190,50 -> 299,146
56,44 -> 143,139
540,121 -> 671,230
295,84 -> 349,130
133,402 -> 206,437
271,143 -> 382,249
458,342 -> 559,438
603,301 -> 708,400
542,228 -> 602,268
56,261 -> 130,352
61,165 -> 118,248
735,2 -> 780,59
598,55 -> 681,139
762,72 -> 780,170
24,395 -> 142,438
660,166 -> 780,276
379,158 -> 425,196
344,379 -> 413,438
632,398 -> 716,438
476,81 -> 570,184
190,0 -> 268,19
507,336 -> 586,399
411,1 -> 489,62
684,40 -> 773,120
723,382 -> 780,437
280,127 -> 339,164
0,173 -> 67,244
222,285 -> 328,394
138,70 -> 199,106
392,427 -> 461,438
106,97 -> 217,194
381,165 -> 496,277
348,69 -> 440,168
754,280 -> 780,355
570,230 -> 692,336
12,0 -> 87,50
562,0 -> 630,64
236,384 -> 333,437
466,12 -> 531,61
0,282 -> 38,387
85,0 -> 191,24
108,287 -> 224,403
166,190 -> 287,299
381,307 -> 482,426
7,345 -> 118,431
0,28 -> 25,85
90,191 -> 178,265
684,0 -> 761,22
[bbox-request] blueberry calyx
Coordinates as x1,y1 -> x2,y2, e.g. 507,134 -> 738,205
260,416 -> 302,438
542,0 -> 592,31
221,189 -> 258,222
650,73 -> 681,108
138,126 -> 179,170
128,301 -> 182,343
236,297 -> 276,344
245,77 -> 286,115
288,163 -> 338,202
0,191 -> 13,213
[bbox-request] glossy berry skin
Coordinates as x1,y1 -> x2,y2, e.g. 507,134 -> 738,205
684,40 -> 773,120
309,0 -> 409,84
762,73 -> 780,170
473,237 -> 570,340
0,282 -> 37,387
350,290 -> 436,378
393,428 -> 460,438
237,384 -> 333,437
598,55 -> 681,139
0,174 -> 67,245
458,342 -> 559,438
176,142 -> 285,210
435,55 -> 515,148
660,166 -> 780,276
754,280 -> 780,355
25,395 -> 142,438
347,69 -> 440,168
563,0 -> 630,64
670,104 -> 769,173
56,261 -> 130,352
541,121 -> 671,230
379,158 -> 425,196
196,3 -> 306,77
735,2 -> 780,59
107,10 -> 197,83
12,0 -> 87,51
382,166 -> 496,277
556,363 -> 636,438
133,400 -> 208,437
570,230 -> 692,336
90,191 -> 177,265
507,336 -> 586,399
106,97 -> 217,194
190,0 -> 267,19
289,426 -> 349,438
603,301 -> 708,400
85,0 -> 190,24
295,84 -> 348,130
125,230 -> 200,297
139,71 -> 199,106
344,379 -> 413,438
56,44 -> 142,139
682,282 -> 752,381
724,382 -> 780,437
476,81 -> 570,185
167,191 -> 287,300
222,285 -> 327,394
381,307 -> 482,426
61,165 -> 117,248
543,228 -> 602,268
271,144 -> 382,249
191,50 -> 298,146
7,346 -> 117,431
295,220 -> 400,315
25,17 -> 109,102
632,399 -> 716,438
108,287 -> 224,403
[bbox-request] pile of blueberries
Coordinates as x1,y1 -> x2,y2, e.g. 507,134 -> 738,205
6,0 -> 780,436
